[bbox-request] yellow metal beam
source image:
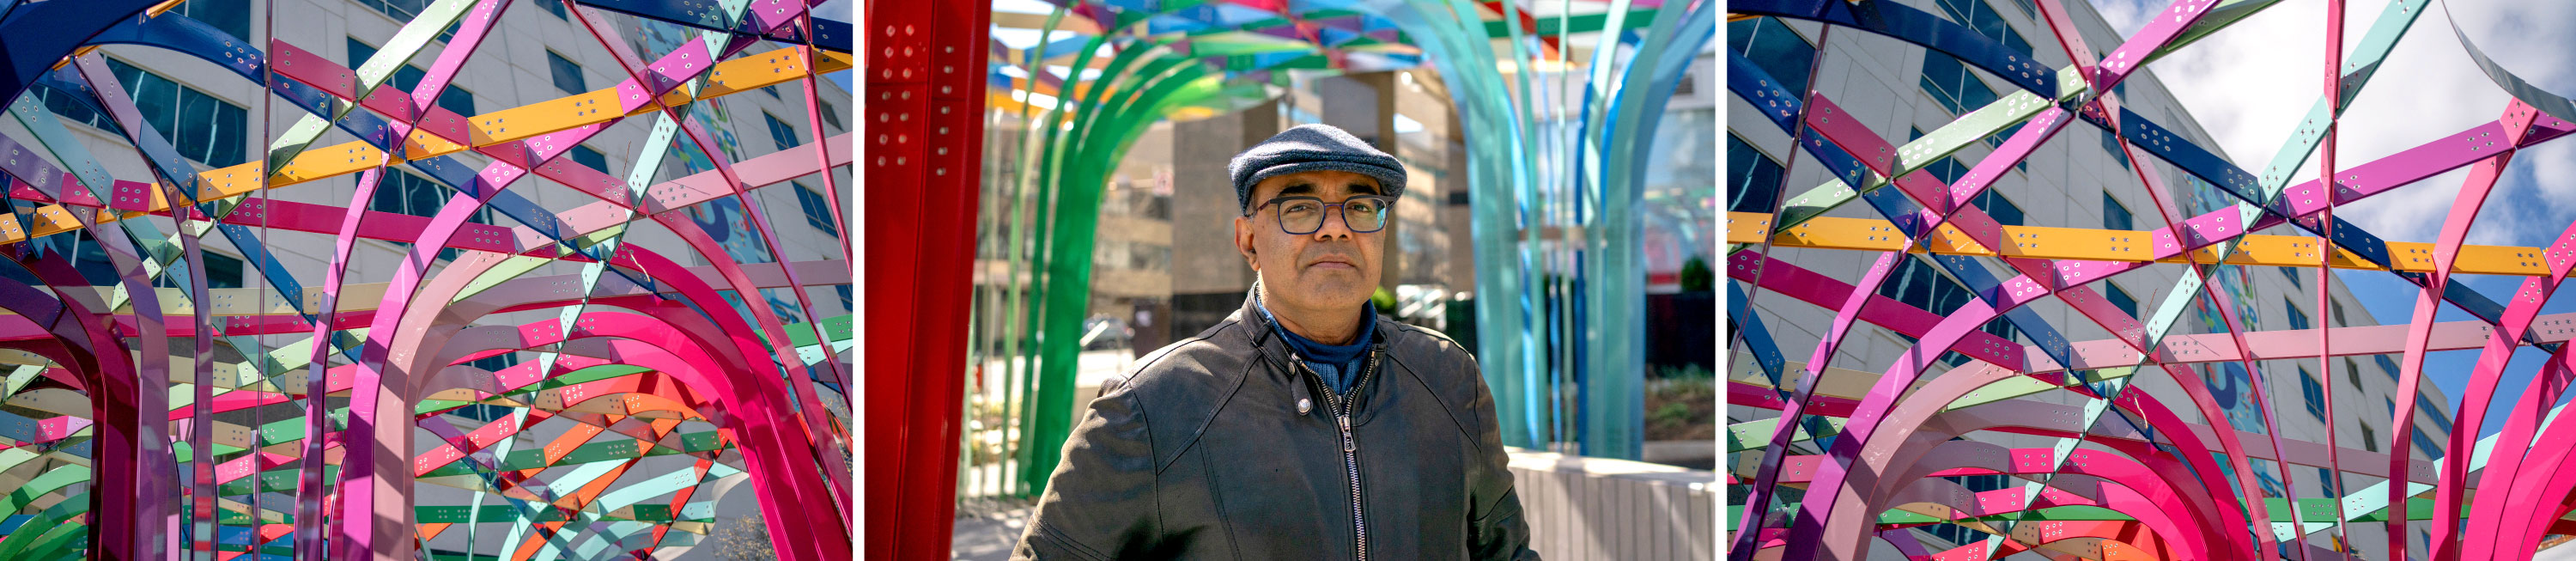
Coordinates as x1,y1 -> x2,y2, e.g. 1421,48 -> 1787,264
1726,211 -> 2549,276
0,47 -> 854,246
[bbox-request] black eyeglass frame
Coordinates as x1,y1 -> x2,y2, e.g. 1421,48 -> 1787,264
1245,195 -> 1396,235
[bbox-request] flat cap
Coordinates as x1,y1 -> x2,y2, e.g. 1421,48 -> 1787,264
1228,124 -> 1407,213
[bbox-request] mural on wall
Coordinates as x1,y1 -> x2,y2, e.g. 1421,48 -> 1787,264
2172,175 -> 2273,436
639,9 -> 800,330
2202,360 -> 2269,436
687,194 -> 805,326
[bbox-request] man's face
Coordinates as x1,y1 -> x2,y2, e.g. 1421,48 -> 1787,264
1235,170 -> 1388,314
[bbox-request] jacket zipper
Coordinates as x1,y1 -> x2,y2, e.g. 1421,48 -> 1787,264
1305,349 -> 1382,561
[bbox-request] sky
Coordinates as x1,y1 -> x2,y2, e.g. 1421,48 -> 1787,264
2087,0 -> 2576,438
822,1 -> 854,91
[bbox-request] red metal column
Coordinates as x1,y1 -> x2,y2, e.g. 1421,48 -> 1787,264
865,0 -> 990,558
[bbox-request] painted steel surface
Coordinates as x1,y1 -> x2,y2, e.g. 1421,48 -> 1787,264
0,1 -> 857,560
1727,0 -> 2576,559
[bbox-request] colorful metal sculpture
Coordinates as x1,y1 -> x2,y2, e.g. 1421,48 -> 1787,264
1728,0 -> 2576,559
0,1 -> 854,560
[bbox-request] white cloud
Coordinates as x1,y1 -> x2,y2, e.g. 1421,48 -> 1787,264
820,0 -> 856,23
2093,0 -> 2156,34
2092,0 -> 2576,245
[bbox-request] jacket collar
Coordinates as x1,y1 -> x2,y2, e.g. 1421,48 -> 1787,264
1239,278 -> 1392,416
1240,279 -> 1298,372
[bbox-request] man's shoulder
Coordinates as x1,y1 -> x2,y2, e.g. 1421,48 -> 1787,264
1094,316 -> 1261,473
1379,320 -> 1475,363
1379,320 -> 1480,383
1107,316 -> 1261,407
1375,320 -> 1498,446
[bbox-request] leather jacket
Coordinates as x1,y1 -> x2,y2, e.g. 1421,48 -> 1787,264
1014,285 -> 1540,560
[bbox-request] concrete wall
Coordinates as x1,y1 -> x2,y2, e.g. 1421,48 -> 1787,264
1169,100 -> 1277,337
1510,448 -> 1716,561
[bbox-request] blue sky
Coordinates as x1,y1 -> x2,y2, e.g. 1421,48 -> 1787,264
2089,0 -> 2576,438
822,1 -> 853,91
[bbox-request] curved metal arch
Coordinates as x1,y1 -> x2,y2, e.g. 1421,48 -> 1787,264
0,244 -> 167,561
356,237 -> 844,561
1731,0 -> 2576,553
1827,365 -> 2240,557
427,326 -> 726,414
294,31 -> 854,559
1870,447 -> 2202,559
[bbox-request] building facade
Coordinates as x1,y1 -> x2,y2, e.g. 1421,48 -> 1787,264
1725,0 -> 2455,556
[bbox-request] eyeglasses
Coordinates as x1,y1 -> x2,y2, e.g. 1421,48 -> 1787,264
1248,195 -> 1394,235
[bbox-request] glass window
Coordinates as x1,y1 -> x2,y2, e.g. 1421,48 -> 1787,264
1974,190 -> 2023,226
2318,466 -> 2337,497
436,88 -> 475,118
1881,256 -> 2020,367
2300,367 -> 2325,422
1728,16 -> 1818,95
1934,0 -> 2033,58
570,145 -> 608,171
2347,357 -> 2363,389
539,0 -> 568,18
1881,257 -> 1950,314
794,181 -> 839,236
368,170 -> 491,261
2375,355 -> 2401,381
173,0 -> 252,44
1920,52 -> 2000,117
1726,134 -> 1783,213
80,58 -> 249,166
818,100 -> 843,131
2417,393 -> 2452,432
2360,421 -> 2378,453
766,112 -> 801,150
2283,266 -> 2301,289
346,38 -> 398,82
32,84 -> 112,130
1871,175 -> 2022,357
349,38 -> 475,117
2103,191 -> 2132,231
349,0 -> 461,43
22,229 -> 122,287
2332,300 -> 2347,326
1923,155 -> 1970,185
2103,128 -> 2130,170
1917,70 -> 2030,168
2004,0 -> 2037,17
467,351 -> 519,373
2286,299 -> 2310,330
153,252 -> 244,290
766,84 -> 785,99
2413,426 -> 2443,460
206,252 -> 244,289
2106,284 -> 2137,318
548,51 -> 586,95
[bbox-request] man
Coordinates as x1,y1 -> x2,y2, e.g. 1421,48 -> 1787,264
1014,124 -> 1538,560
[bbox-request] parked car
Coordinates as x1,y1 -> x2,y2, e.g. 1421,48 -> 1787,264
1080,314 -> 1133,351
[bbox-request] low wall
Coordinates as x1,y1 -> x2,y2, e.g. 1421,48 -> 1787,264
1507,448 -> 1717,561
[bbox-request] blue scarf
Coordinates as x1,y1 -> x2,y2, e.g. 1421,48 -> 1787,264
1258,300 -> 1376,395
